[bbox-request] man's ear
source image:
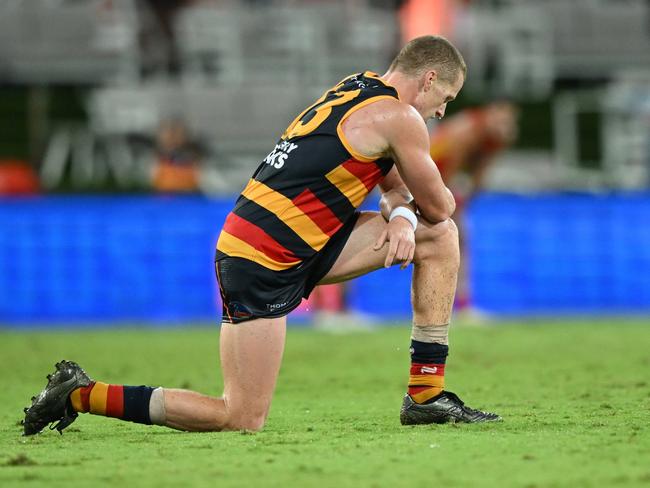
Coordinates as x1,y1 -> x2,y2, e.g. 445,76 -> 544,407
423,70 -> 438,91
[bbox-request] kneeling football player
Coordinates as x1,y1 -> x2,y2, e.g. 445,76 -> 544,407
23,36 -> 500,436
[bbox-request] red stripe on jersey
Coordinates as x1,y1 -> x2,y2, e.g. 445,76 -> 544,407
292,188 -> 343,237
409,363 -> 446,376
341,158 -> 385,192
223,212 -> 299,263
80,383 -> 94,412
105,385 -> 124,418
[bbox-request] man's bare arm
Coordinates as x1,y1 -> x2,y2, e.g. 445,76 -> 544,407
381,104 -> 456,223
340,97 -> 454,222
378,167 -> 416,221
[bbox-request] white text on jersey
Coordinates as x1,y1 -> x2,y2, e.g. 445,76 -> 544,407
263,141 -> 299,169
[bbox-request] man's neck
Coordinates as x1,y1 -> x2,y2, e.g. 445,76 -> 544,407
381,70 -> 418,105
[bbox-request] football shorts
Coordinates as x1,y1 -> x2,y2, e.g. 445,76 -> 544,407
215,212 -> 360,323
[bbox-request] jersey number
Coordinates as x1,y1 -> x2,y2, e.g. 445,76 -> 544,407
282,89 -> 361,140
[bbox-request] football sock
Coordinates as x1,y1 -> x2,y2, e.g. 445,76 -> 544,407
70,382 -> 156,425
408,339 -> 448,404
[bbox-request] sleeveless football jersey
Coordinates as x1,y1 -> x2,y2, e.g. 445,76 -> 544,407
216,71 -> 399,270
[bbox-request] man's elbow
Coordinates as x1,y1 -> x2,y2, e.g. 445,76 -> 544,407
418,199 -> 455,223
418,206 -> 453,224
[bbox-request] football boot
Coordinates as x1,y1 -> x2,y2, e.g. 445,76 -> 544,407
400,390 -> 501,425
22,360 -> 92,435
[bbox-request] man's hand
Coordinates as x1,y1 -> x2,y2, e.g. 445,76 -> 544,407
373,216 -> 416,269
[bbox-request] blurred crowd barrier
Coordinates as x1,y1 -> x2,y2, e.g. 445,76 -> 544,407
1,193 -> 649,326
2,0 -> 650,192
467,193 -> 650,315
0,196 -> 223,324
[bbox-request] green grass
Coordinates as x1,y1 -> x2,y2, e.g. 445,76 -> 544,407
1,321 -> 650,488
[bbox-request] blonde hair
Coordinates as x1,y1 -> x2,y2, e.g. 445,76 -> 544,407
389,35 -> 466,83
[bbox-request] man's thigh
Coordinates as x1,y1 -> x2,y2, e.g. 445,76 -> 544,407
220,317 -> 286,423
320,211 -> 453,285
319,211 -> 390,285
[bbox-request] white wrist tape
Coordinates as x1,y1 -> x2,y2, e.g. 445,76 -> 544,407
389,206 -> 418,231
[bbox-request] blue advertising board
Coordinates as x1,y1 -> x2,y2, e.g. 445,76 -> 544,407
1,192 -> 649,325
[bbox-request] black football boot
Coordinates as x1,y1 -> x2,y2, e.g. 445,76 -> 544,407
22,360 -> 92,435
400,390 -> 502,425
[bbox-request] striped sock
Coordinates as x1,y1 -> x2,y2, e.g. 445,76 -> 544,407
408,340 -> 448,404
70,382 -> 155,425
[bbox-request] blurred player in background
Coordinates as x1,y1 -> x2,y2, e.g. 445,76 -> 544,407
151,117 -> 204,193
23,36 -> 500,436
431,101 -> 518,315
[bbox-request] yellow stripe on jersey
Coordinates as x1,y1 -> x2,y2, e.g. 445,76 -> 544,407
411,388 -> 443,404
216,231 -> 301,271
325,165 -> 369,208
241,179 -> 330,251
69,388 -> 84,413
88,381 -> 109,415
408,375 -> 445,387
336,95 -> 397,163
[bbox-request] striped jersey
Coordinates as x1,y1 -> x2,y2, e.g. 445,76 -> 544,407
216,71 -> 399,270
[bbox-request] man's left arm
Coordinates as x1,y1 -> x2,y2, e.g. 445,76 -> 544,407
378,166 -> 417,221
373,167 -> 420,269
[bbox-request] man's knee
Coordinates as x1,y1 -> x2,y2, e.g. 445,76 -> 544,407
225,416 -> 266,432
225,417 -> 266,432
224,405 -> 268,432
414,218 -> 460,264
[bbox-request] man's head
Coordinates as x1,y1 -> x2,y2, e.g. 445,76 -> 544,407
386,36 -> 466,120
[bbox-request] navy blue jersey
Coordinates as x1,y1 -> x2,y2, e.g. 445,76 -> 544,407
217,72 -> 399,270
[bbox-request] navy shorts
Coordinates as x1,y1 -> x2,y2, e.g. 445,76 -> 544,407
215,212 -> 359,323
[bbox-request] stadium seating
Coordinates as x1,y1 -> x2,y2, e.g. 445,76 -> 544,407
0,0 -> 139,84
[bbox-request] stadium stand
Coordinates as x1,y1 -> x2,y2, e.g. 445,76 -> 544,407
4,0 -> 641,193
0,0 -> 139,84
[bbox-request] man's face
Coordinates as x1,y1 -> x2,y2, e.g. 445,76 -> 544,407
416,71 -> 464,121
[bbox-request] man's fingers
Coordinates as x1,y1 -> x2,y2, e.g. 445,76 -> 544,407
398,241 -> 410,269
396,241 -> 407,265
404,244 -> 415,268
373,229 -> 388,251
387,234 -> 416,270
385,238 -> 398,268
400,243 -> 415,269
399,246 -> 409,269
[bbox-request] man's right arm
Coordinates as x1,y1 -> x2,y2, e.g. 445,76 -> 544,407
382,104 -> 456,223
379,103 -> 456,223
340,97 -> 455,223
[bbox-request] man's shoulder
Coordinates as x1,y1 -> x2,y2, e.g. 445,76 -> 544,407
350,97 -> 419,127
341,98 -> 425,161
363,99 -> 426,137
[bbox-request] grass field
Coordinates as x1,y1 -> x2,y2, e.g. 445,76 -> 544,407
1,320 -> 650,488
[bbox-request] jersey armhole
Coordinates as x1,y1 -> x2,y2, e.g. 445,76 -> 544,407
336,95 -> 397,163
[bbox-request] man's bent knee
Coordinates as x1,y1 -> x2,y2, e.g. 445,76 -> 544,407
223,401 -> 269,432
224,412 -> 267,432
414,218 -> 460,263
